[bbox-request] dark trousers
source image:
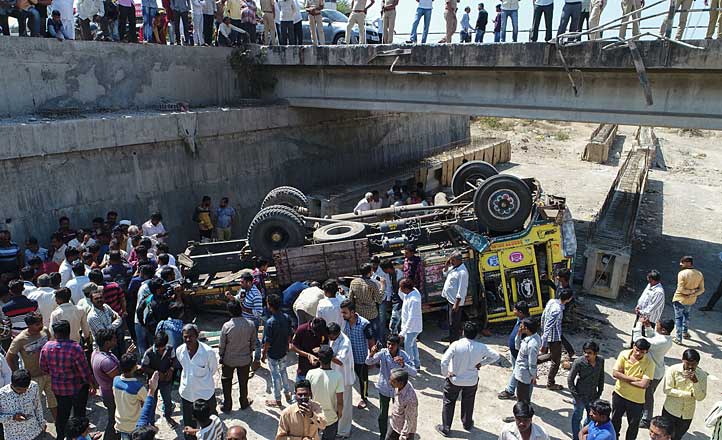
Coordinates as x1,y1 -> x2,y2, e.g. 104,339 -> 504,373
241,21 -> 256,43
354,363 -> 369,401
561,334 -> 575,357
642,378 -> 662,423
322,421 -> 339,440
579,10 -> 590,31
173,10 -> 191,44
662,408 -> 693,440
203,13 -> 214,44
118,4 -> 137,41
611,392 -> 643,440
558,1 -> 582,36
379,394 -> 391,439
517,381 -> 532,403
182,395 -> 217,440
102,393 -> 120,440
79,17 -> 93,40
537,340 -> 562,385
280,20 -> 293,44
293,20 -> 302,44
218,32 -> 232,46
530,4 -> 553,41
230,18 -> 243,44
442,378 -> 477,430
704,278 -> 722,309
448,304 -> 462,343
221,364 -> 251,409
56,385 -> 90,440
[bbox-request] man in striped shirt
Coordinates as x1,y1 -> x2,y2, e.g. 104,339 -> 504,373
2,280 -> 38,337
89,269 -> 126,318
227,272 -> 263,370
184,399 -> 227,440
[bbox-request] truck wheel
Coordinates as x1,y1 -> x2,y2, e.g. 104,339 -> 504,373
473,174 -> 532,233
261,186 -> 308,210
313,222 -> 367,242
248,205 -> 306,259
451,161 -> 499,199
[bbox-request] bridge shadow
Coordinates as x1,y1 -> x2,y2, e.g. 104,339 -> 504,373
604,134 -> 627,167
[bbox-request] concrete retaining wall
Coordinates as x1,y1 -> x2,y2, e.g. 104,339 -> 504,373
0,106 -> 469,249
0,38 -> 242,117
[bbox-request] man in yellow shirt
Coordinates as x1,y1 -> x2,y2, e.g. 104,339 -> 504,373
662,349 -> 707,440
672,256 -> 704,345
611,339 -> 654,440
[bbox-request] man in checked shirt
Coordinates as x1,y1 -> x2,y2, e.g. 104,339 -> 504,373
537,289 -> 574,391
40,320 -> 98,440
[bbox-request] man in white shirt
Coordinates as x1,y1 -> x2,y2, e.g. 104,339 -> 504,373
370,190 -> 384,210
499,401 -> 550,440
154,254 -> 182,281
316,280 -> 344,329
141,212 -> 168,243
441,251 -> 468,344
353,192 -> 373,214
328,322 -> 355,439
59,247 -> 81,287
635,270 -> 665,326
399,278 -> 422,370
373,259 -> 402,344
633,318 -> 674,429
293,283 -> 325,325
65,261 -> 90,305
49,287 -> 91,344
437,322 -> 499,436
27,274 -> 58,328
177,323 -> 218,440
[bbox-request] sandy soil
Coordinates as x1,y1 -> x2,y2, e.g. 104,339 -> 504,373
52,119 -> 722,440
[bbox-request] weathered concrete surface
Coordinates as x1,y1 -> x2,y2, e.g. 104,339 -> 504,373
257,39 -> 722,69
0,106 -> 469,249
0,38 -> 243,116
249,41 -> 722,129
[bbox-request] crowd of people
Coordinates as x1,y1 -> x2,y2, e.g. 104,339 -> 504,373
0,196 -> 721,440
2,0 -> 719,45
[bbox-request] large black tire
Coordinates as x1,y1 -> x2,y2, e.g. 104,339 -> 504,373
247,205 -> 306,259
261,186 -> 308,210
313,222 -> 367,243
473,174 -> 532,233
451,161 -> 499,199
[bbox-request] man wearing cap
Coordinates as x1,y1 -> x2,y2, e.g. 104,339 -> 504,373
354,192 -> 374,214
441,251 -> 468,344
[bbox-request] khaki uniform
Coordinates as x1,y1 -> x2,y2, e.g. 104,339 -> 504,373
707,0 -> 722,38
306,0 -> 325,45
346,0 -> 368,44
659,0 -> 694,39
260,0 -> 278,44
619,0 -> 641,38
381,0 -> 397,43
588,0 -> 605,39
445,0 -> 458,42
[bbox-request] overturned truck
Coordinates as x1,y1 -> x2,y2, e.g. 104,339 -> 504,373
179,161 -> 576,324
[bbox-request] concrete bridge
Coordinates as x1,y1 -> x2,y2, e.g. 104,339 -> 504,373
252,40 -> 722,130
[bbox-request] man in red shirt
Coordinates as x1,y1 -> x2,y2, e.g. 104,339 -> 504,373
89,269 -> 126,318
40,320 -> 98,440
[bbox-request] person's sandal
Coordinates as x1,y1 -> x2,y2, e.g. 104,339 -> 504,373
497,390 -> 516,400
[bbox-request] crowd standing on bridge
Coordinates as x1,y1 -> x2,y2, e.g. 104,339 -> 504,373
1,0 -> 720,44
0,190 -> 721,440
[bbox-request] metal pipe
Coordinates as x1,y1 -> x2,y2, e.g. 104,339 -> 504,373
330,203 -> 467,221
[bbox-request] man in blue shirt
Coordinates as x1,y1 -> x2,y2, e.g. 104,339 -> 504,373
498,301 -> 530,400
341,299 -> 375,409
580,399 -> 616,440
366,334 -> 417,439
215,197 -> 236,241
262,294 -> 294,407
